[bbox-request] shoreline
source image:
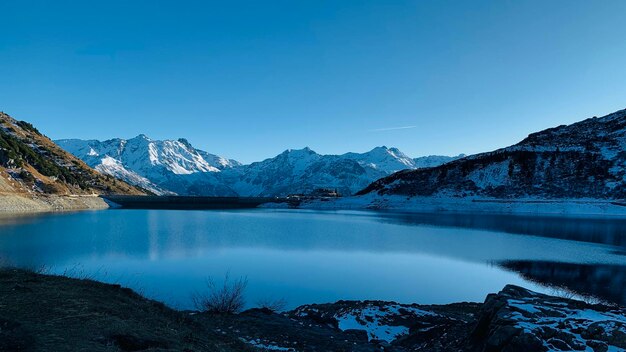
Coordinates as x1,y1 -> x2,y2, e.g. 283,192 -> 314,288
282,194 -> 626,218
0,193 -> 110,214
2,193 -> 626,219
2,268 -> 625,351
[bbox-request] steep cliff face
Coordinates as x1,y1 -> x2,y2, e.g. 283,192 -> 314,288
0,112 -> 143,202
358,109 -> 626,200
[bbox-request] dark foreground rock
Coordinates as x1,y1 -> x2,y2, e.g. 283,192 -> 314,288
290,301 -> 480,351
470,285 -> 626,352
2,269 -> 626,352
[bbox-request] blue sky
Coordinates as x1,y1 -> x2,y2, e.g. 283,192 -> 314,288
2,0 -> 626,163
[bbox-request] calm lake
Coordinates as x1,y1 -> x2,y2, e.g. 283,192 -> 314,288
1,209 -> 625,309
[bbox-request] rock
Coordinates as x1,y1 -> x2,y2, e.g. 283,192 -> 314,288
469,285 -> 626,352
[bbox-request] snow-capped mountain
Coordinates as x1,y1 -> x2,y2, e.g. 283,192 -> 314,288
56,137 -> 459,196
359,108 -> 626,199
413,154 -> 465,168
342,146 -> 416,171
56,136 -> 239,196
226,146 -> 427,196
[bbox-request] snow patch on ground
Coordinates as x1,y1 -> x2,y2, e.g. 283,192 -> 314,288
504,292 -> 626,351
333,303 -> 437,342
467,161 -> 510,189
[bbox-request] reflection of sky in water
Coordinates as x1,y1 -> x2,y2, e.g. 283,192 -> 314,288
0,209 -> 625,309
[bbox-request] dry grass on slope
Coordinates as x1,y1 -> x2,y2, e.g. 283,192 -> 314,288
0,112 -> 144,196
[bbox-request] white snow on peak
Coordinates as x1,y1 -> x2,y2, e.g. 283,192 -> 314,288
56,136 -> 239,195
343,146 -> 418,172
87,147 -> 99,156
56,138 -> 461,197
96,156 -> 172,195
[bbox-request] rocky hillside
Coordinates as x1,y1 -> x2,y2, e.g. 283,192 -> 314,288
0,112 -> 143,205
57,137 -> 461,196
359,108 -> 626,199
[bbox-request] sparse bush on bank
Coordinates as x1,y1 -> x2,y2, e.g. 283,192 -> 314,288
192,273 -> 248,314
256,297 -> 288,312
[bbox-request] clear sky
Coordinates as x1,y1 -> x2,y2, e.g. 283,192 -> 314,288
2,1 -> 626,163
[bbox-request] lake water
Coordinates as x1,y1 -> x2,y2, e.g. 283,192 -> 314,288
1,209 -> 625,309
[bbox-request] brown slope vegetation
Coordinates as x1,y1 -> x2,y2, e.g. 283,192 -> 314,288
0,112 -> 144,198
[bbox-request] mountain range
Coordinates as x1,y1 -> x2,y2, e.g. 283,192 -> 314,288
359,108 -> 626,200
3,106 -> 625,212
56,137 -> 463,196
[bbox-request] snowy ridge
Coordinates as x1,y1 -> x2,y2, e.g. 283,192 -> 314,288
225,146 -> 433,196
343,146 -> 416,171
359,108 -> 626,200
56,137 -> 459,196
95,156 -> 171,195
56,136 -> 239,196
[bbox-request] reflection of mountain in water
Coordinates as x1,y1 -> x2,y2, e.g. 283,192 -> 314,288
382,212 -> 626,247
2,210 -> 626,269
500,260 -> 626,305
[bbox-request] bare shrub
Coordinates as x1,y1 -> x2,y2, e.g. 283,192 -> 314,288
548,286 -> 612,306
192,273 -> 248,314
60,263 -> 103,280
548,286 -> 577,300
580,295 -> 608,306
22,263 -> 52,274
256,297 -> 288,312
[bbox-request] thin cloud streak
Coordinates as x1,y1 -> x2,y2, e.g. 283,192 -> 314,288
369,125 -> 417,132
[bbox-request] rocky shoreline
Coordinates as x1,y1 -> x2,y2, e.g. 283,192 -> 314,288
287,195 -> 626,218
2,269 -> 625,351
0,194 -> 110,213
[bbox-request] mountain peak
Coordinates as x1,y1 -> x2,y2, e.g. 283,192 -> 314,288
177,138 -> 193,149
133,134 -> 152,141
366,146 -> 408,158
284,147 -> 316,155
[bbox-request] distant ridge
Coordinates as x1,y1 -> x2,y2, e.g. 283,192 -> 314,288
56,137 -> 462,196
